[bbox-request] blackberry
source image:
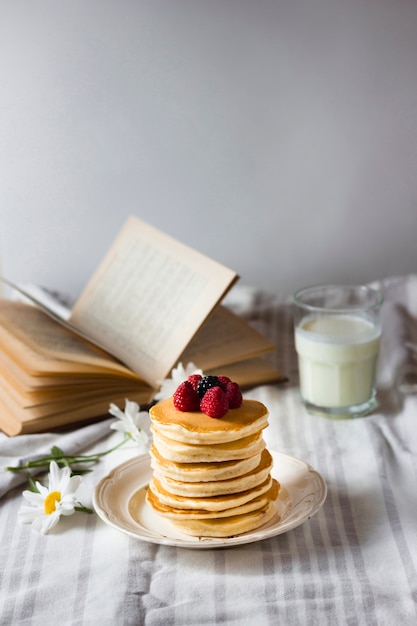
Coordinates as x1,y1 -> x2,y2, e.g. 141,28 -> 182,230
196,375 -> 220,398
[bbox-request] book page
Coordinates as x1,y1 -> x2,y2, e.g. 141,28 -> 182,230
0,387 -> 152,435
0,300 -> 140,378
0,278 -> 72,321
205,357 -> 284,389
179,305 -> 275,370
70,216 -> 238,385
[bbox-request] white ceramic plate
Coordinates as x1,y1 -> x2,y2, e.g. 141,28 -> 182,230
93,450 -> 327,549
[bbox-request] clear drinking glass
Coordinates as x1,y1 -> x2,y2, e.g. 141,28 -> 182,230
293,284 -> 383,418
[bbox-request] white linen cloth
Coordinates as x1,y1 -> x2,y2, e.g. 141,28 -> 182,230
1,275 -> 417,625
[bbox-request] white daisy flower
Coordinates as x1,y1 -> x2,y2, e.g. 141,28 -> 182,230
109,399 -> 151,452
154,362 -> 203,402
18,461 -> 82,535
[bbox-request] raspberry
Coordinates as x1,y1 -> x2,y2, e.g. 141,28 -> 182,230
217,375 -> 231,390
225,381 -> 242,408
173,381 -> 200,411
200,386 -> 229,418
187,374 -> 202,391
197,375 -> 220,398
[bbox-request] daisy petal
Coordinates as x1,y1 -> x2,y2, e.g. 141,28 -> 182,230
21,490 -> 44,507
108,403 -> 126,420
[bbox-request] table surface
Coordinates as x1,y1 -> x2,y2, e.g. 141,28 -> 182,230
1,275 -> 417,626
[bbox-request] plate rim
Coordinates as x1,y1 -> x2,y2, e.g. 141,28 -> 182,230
92,450 -> 327,549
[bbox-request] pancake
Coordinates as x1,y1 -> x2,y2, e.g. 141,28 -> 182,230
146,380 -> 278,538
148,475 -> 273,511
149,444 -> 262,482
169,500 -> 278,537
145,479 -> 280,520
151,427 -> 266,463
153,449 -> 273,497
149,397 -> 269,444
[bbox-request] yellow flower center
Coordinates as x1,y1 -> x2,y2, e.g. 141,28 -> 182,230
44,491 -> 61,515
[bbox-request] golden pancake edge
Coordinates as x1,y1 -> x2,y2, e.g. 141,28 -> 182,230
149,397 -> 269,444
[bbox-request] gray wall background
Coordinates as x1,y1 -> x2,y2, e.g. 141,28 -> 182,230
1,0 -> 417,300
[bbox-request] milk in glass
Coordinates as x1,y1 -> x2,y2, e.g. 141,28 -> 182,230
295,314 -> 381,409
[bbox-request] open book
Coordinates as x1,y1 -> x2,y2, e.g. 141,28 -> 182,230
0,216 -> 283,436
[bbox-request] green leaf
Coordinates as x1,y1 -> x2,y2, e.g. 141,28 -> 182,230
27,475 -> 40,493
50,445 -> 65,458
70,468 -> 94,476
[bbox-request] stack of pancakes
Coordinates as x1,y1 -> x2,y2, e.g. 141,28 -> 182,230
146,397 -> 280,537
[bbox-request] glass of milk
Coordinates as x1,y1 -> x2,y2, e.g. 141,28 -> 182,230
293,284 -> 383,418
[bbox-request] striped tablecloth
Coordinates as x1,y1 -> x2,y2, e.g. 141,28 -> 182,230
1,275 -> 417,625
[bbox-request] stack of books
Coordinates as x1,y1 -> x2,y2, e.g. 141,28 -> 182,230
0,216 -> 283,436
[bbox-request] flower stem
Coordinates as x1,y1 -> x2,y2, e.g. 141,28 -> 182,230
75,504 -> 94,514
6,434 -> 130,473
